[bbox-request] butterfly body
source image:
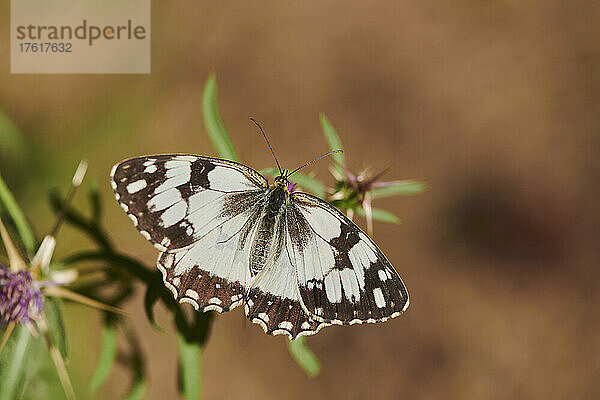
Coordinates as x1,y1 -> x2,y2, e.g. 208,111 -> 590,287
250,181 -> 288,276
111,154 -> 409,338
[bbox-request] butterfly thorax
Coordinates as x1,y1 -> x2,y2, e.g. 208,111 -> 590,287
249,182 -> 289,277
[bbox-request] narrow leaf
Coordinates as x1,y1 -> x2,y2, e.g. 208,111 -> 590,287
38,315 -> 75,400
0,217 -> 27,271
370,180 -> 427,198
202,74 -> 238,162
89,324 -> 117,393
177,332 -> 202,400
124,377 -> 147,400
287,337 -> 321,377
87,181 -> 102,224
356,207 -> 400,224
122,323 -> 148,400
44,286 -> 125,315
44,297 -> 68,358
0,322 -> 15,355
144,287 -> 164,332
0,326 -> 33,400
0,110 -> 27,169
0,172 -> 36,255
319,113 -> 345,174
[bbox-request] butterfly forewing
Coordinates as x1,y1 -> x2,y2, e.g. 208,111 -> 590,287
287,192 -> 409,325
111,155 -> 268,251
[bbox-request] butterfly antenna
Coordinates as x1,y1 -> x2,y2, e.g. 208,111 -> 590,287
287,150 -> 343,178
250,117 -> 283,176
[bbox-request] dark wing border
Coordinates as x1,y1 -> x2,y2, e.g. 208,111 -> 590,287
289,191 -> 409,325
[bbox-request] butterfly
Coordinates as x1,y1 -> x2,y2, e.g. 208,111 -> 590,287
110,127 -> 409,339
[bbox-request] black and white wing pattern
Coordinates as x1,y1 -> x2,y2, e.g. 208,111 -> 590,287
112,153 -> 409,339
244,217 -> 330,338
111,154 -> 268,312
286,192 -> 409,326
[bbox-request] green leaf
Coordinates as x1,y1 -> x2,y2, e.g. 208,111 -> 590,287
143,287 -> 164,332
319,113 -> 345,174
87,180 -> 102,224
0,110 -> 27,169
287,337 -> 321,377
356,207 -> 400,224
259,168 -> 327,199
122,324 -> 147,400
177,332 -> 202,400
202,74 -> 238,162
49,190 -> 113,251
89,324 -> 117,393
370,180 -> 427,198
0,172 -> 36,254
44,297 -> 68,358
0,326 -> 33,400
124,377 -> 147,400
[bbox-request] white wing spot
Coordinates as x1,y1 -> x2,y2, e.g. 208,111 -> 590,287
149,187 -> 182,212
128,214 -> 138,226
209,297 -> 222,305
340,268 -> 360,301
140,230 -> 151,240
126,179 -> 147,194
143,160 -> 156,167
175,155 -> 197,162
120,203 -> 129,212
278,321 -> 293,330
161,237 -> 171,247
172,277 -> 180,286
324,270 -> 342,303
258,312 -> 269,322
378,269 -> 388,281
185,289 -> 199,300
160,202 -> 187,227
373,288 -> 386,308
231,294 -> 242,302
301,321 -> 311,330
215,283 -> 221,289
144,164 -> 157,173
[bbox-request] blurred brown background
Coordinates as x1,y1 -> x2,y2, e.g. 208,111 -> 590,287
1,1 -> 599,399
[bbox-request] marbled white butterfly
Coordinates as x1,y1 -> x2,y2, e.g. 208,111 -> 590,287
110,129 -> 409,338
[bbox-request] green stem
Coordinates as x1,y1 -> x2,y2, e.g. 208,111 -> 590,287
177,332 -> 202,400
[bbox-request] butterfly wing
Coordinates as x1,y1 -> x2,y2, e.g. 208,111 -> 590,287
244,216 -> 329,338
158,207 -> 262,312
286,192 -> 409,325
111,154 -> 268,250
111,154 -> 268,311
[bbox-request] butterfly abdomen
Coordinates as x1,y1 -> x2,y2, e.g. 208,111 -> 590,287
249,184 -> 287,276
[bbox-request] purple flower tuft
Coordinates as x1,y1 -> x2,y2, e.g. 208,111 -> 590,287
286,181 -> 296,193
0,265 -> 43,325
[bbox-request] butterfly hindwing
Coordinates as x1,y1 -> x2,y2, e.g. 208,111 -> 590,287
158,206 -> 263,312
287,192 -> 409,325
110,154 -> 268,251
244,217 -> 329,338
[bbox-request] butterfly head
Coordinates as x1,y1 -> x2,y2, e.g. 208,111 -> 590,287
274,174 -> 288,185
